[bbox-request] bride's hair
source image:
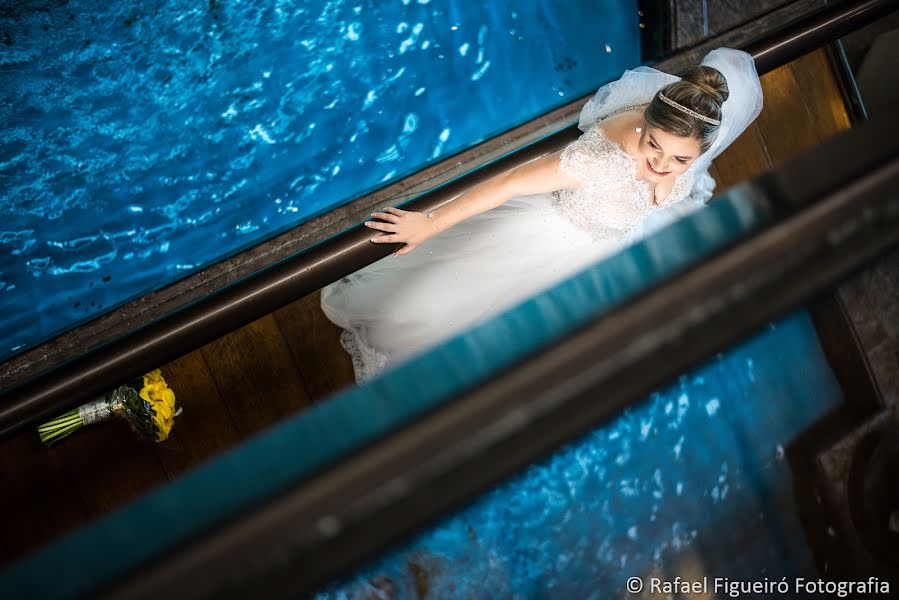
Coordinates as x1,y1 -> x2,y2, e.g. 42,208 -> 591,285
644,65 -> 729,153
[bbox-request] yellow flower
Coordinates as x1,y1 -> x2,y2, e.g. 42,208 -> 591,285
140,382 -> 175,406
143,369 -> 165,387
138,370 -> 177,442
153,412 -> 173,441
153,400 -> 174,420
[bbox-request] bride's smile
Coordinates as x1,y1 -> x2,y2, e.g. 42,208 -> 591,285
635,126 -> 701,181
646,159 -> 670,176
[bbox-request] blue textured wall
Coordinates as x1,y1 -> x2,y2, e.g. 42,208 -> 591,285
0,0 -> 640,362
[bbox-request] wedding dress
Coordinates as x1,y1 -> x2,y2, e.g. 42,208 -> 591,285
321,48 -> 763,383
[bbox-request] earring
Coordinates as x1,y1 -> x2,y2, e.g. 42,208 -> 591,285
635,124 -> 643,133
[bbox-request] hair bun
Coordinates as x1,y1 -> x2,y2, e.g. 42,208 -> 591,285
681,65 -> 729,105
646,63 -> 728,152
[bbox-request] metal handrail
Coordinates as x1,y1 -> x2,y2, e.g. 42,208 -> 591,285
0,0 -> 896,439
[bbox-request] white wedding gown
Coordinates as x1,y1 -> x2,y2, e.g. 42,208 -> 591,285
321,48 -> 763,383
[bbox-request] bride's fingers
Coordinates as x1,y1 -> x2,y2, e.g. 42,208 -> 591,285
370,211 -> 400,223
394,244 -> 417,256
370,233 -> 401,243
383,206 -> 408,215
365,220 -> 398,233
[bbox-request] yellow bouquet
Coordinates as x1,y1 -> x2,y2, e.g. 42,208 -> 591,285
37,369 -> 181,446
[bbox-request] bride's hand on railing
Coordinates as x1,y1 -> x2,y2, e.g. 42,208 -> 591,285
366,207 -> 440,256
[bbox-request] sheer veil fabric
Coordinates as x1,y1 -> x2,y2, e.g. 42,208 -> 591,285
321,48 -> 763,382
589,48 -> 764,242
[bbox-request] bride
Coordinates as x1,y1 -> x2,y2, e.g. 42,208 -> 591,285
321,48 -> 763,383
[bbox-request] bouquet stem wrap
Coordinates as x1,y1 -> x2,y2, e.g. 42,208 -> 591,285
37,370 -> 179,447
78,395 -> 117,425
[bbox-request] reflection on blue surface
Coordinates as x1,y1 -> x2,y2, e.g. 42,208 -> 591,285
316,312 -> 842,599
0,0 -> 639,362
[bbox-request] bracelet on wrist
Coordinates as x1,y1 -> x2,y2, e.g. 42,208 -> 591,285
426,211 -> 439,232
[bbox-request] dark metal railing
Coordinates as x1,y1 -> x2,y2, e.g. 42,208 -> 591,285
0,0 -> 896,439
743,0 -> 895,73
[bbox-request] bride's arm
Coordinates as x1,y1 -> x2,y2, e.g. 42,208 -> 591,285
367,149 -> 584,255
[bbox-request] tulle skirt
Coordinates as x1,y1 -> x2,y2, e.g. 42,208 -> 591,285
320,193 -> 621,382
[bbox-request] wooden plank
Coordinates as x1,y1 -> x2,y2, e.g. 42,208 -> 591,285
711,122 -> 773,190
273,291 -> 356,404
58,416 -> 170,518
790,49 -> 852,139
710,49 -> 850,194
201,315 -> 312,437
152,350 -> 243,480
0,432 -> 92,566
754,61 -> 822,165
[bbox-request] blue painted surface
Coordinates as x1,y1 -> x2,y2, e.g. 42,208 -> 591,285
0,189 -> 842,597
316,311 -> 840,599
0,0 -> 639,362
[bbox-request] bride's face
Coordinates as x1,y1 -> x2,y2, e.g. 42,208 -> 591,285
636,126 -> 702,180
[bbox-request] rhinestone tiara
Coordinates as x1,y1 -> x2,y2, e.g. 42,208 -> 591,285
658,91 -> 721,126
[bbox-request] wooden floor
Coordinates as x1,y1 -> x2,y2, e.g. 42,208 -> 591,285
0,49 -> 851,568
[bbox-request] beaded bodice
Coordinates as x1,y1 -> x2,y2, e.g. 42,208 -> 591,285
551,119 -> 694,242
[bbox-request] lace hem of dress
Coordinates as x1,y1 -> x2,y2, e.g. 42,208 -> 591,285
339,329 -> 389,384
